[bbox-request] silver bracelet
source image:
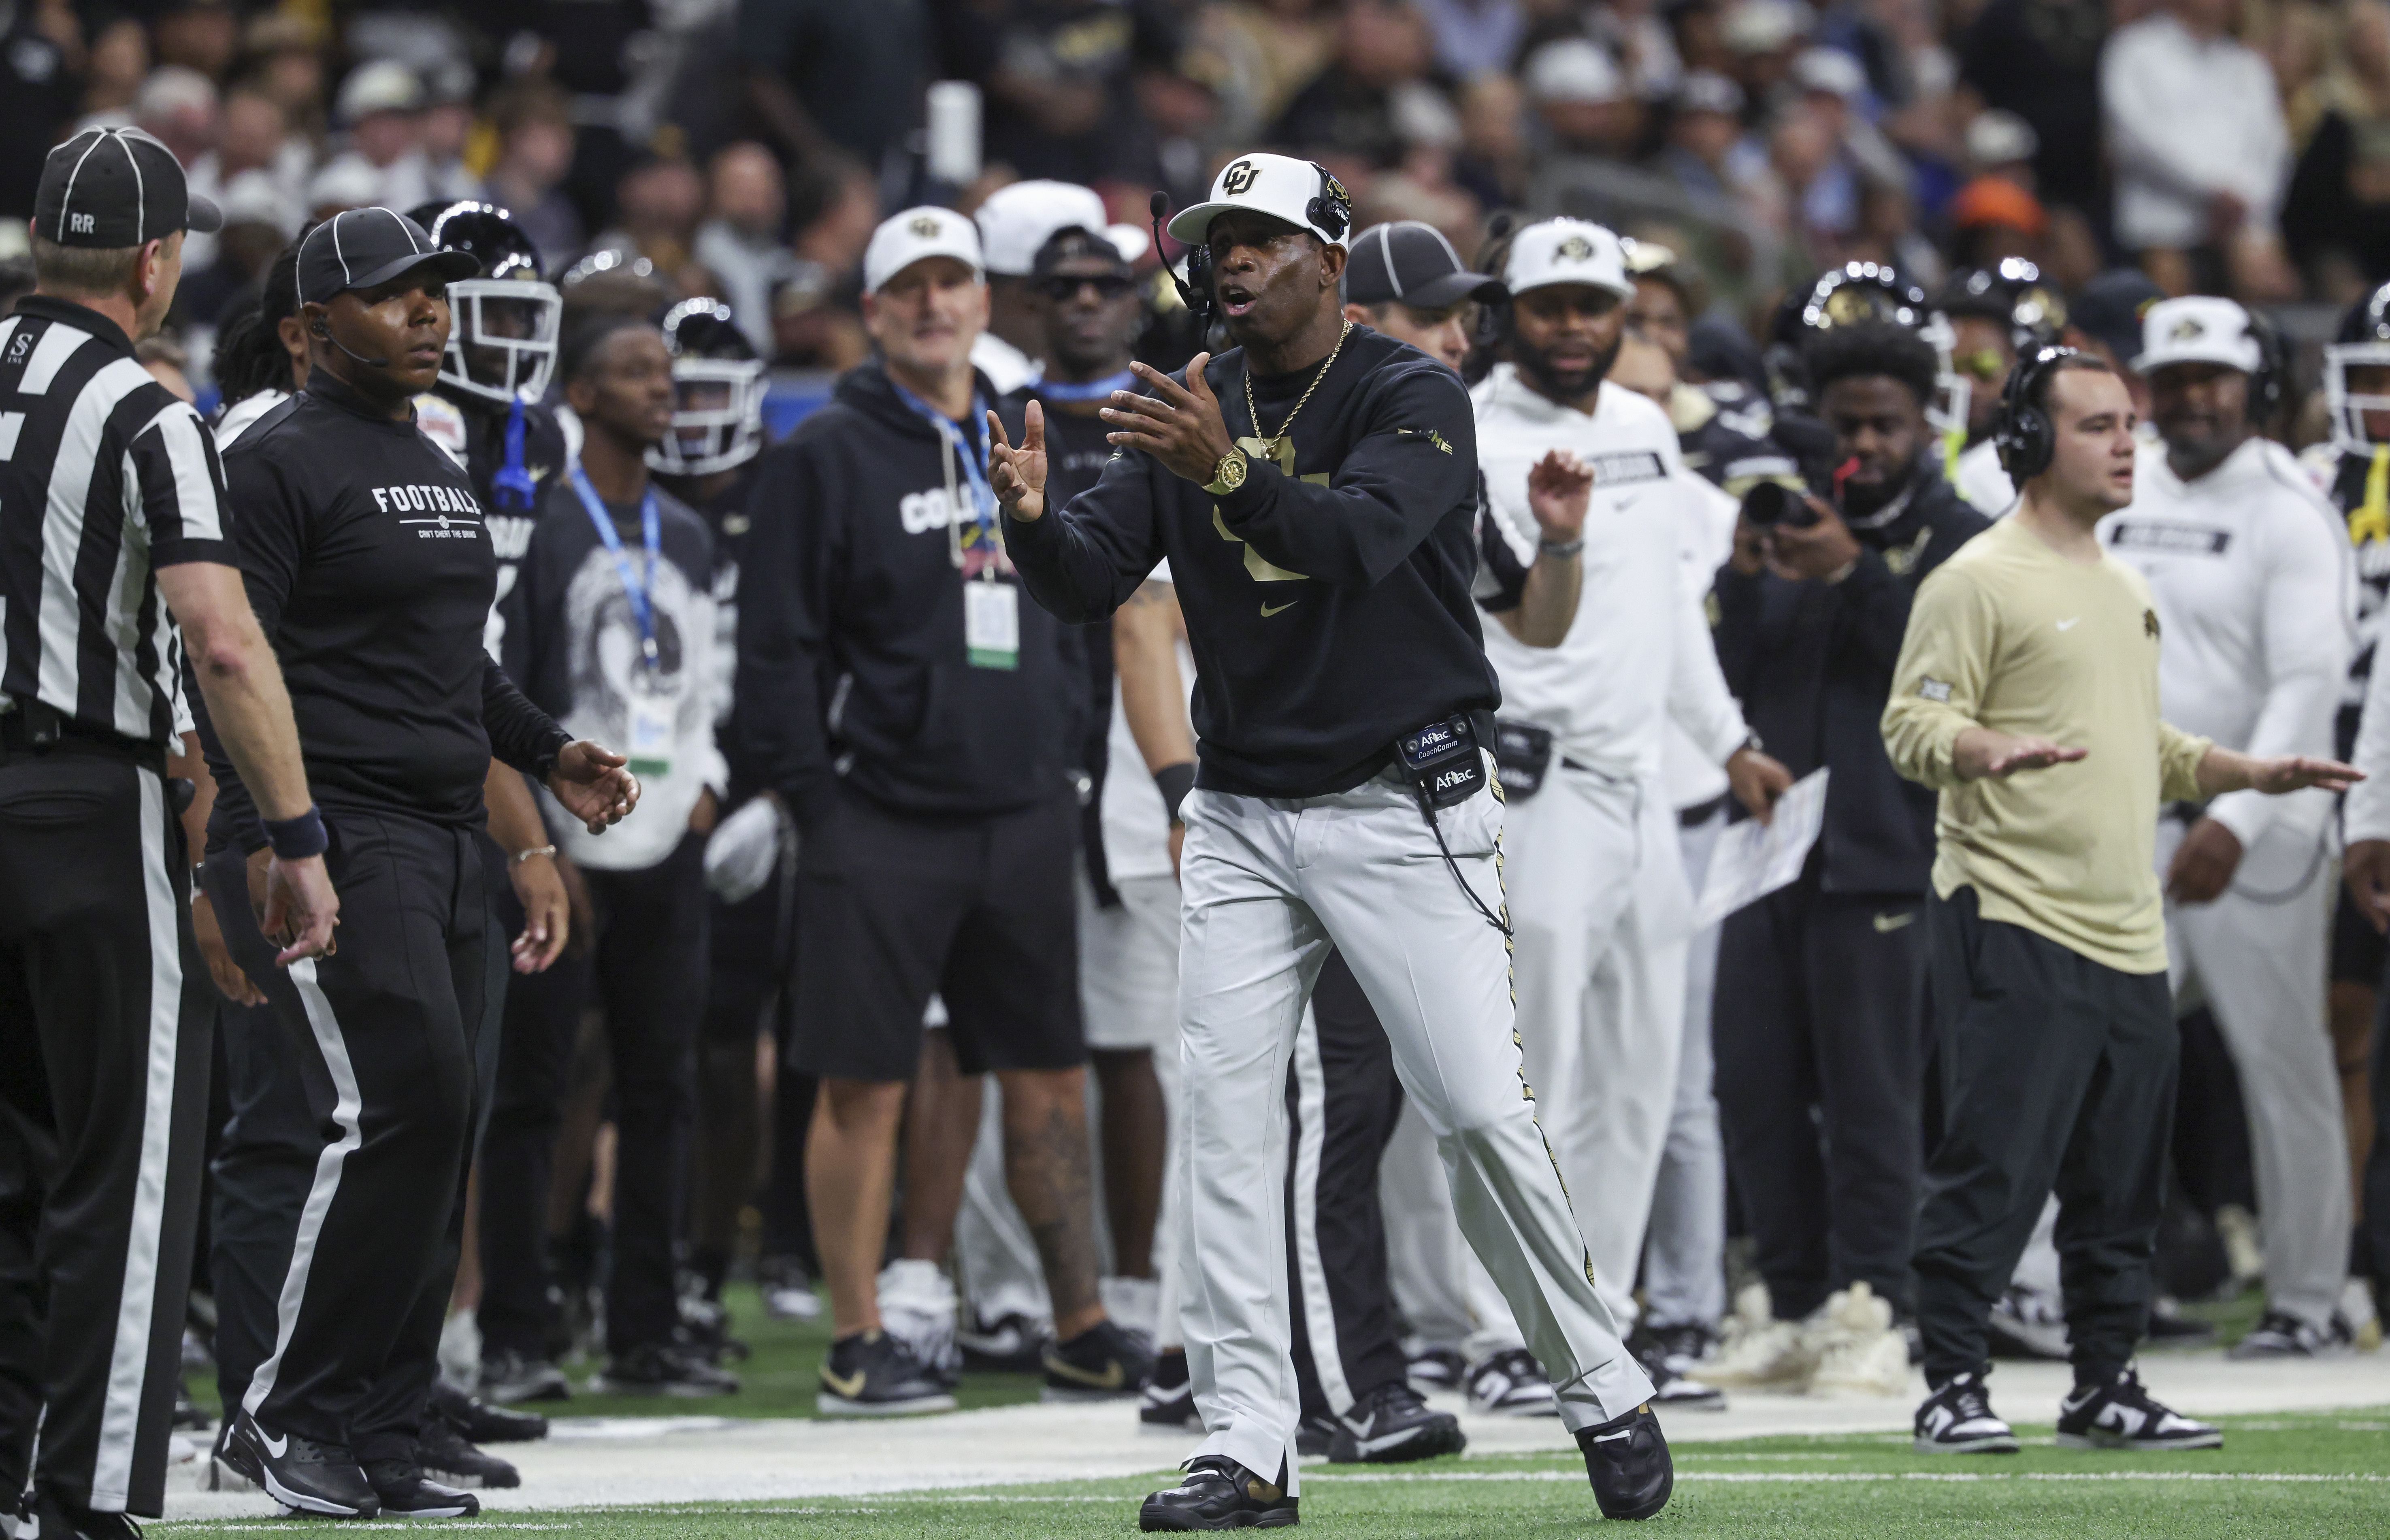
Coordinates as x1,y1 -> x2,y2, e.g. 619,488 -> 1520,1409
512,843 -> 557,866
1538,537 -> 1585,558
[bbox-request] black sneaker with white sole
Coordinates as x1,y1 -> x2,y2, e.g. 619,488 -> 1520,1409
363,1457 -> 479,1518
1295,1412 -> 1337,1458
1465,1347 -> 1557,1416
818,1329 -> 956,1416
222,1410 -> 380,1517
1044,1318 -> 1154,1401
2226,1310 -> 2354,1360
1576,1403 -> 1673,1521
2055,1367 -> 2222,1451
1629,1329 -> 1726,1411
416,1416 -> 521,1489
591,1339 -> 742,1396
1327,1380 -> 1466,1463
1638,1322 -> 1716,1379
32,1490 -> 145,1540
1140,1350 -> 1198,1431
1404,1344 -> 1466,1392
430,1378 -> 547,1443
957,1310 -> 1048,1374
1138,1456 -> 1298,1531
1913,1372 -> 2020,1454
478,1349 -> 571,1405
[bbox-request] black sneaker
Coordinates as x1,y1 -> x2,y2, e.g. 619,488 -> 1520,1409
1043,1318 -> 1155,1401
2227,1310 -> 2354,1360
1138,1456 -> 1298,1531
675,1272 -> 750,1364
1639,1321 -> 1716,1378
818,1329 -> 957,1416
3,1487 -> 35,1540
1140,1350 -> 1197,1432
590,1339 -> 742,1397
1465,1346 -> 1556,1416
1327,1380 -> 1466,1463
479,1348 -> 571,1405
957,1310 -> 1048,1374
1629,1328 -> 1726,1411
1913,1372 -> 2019,1454
416,1416 -> 521,1489
430,1379 -> 548,1444
2056,1367 -> 2222,1450
1576,1403 -> 1673,1521
1404,1344 -> 1466,1392
1987,1285 -> 2070,1361
1295,1413 -> 1337,1458
32,1491 -> 143,1540
223,1410 -> 380,1517
361,1457 -> 479,1518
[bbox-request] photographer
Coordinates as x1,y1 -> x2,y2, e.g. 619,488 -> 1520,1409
1709,320 -> 1990,1378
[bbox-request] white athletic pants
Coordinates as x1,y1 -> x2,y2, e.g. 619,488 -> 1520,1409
1642,805 -> 1730,1330
1176,767 -> 1653,1485
1379,1099 -> 1472,1354
2157,816 -> 2350,1327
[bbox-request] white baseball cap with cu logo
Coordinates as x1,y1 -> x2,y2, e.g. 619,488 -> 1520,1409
1502,218 -> 1637,301
1165,152 -> 1353,250
864,205 -> 986,295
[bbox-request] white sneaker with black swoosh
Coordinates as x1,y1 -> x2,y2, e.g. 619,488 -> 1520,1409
2055,1367 -> 2221,1451
1912,1372 -> 2019,1454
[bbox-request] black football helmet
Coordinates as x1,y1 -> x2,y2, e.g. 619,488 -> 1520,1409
409,200 -> 561,405
2327,280 -> 2390,453
1935,258 -> 2066,352
651,298 -> 765,476
1766,261 -> 1968,443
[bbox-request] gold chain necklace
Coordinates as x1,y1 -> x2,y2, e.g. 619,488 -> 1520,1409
1243,320 -> 1352,462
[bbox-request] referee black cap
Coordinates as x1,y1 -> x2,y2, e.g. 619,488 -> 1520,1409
1344,221 -> 1503,311
35,126 -> 222,247
297,208 -> 482,306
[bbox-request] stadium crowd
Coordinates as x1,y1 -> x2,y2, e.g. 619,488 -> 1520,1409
1,0 -> 2386,1519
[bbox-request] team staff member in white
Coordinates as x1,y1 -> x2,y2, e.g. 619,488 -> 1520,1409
993,152 -> 1674,1528
1457,220 -> 1787,1416
2101,296 -> 2359,1357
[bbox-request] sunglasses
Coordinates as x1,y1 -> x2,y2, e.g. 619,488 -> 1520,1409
1953,348 -> 2009,380
1034,273 -> 1137,302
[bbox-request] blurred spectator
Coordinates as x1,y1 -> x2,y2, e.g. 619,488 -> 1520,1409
153,0 -> 239,79
1275,0 -> 1438,170
0,0 -> 77,219
1452,70 -> 1530,207
2285,0 -> 2390,295
317,60 -> 434,213
420,60 -> 481,206
593,155 -> 712,293
2060,266 -> 2164,413
0,254 -> 36,316
958,0 -> 1180,186
1183,0 -> 1338,150
1947,176 -> 2046,269
1720,0 -> 1812,104
739,0 -> 931,177
178,170 -> 306,327
81,18 -> 150,122
132,66 -> 220,170
188,88 -> 308,259
1956,0 -> 2106,215
307,154 -> 386,222
1416,0 -> 1525,79
1591,0 -> 1685,102
694,143 -> 800,355
239,12 -> 329,144
1654,71 -> 1747,206
484,83 -> 588,268
1527,37 -> 1639,158
1962,109 -> 2038,187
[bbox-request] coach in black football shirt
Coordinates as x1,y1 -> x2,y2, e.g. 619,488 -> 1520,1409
199,209 -> 637,1521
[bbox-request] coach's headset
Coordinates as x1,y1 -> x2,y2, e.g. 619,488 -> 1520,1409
1996,307 -> 2286,481
1148,161 -> 1353,330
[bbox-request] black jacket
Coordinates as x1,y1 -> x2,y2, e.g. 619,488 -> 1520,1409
203,371 -> 569,846
1713,465 -> 1988,895
416,385 -> 569,654
736,360 -> 1087,825
1003,326 -> 1494,799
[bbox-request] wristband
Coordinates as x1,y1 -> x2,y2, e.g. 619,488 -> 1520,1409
1538,537 -> 1585,558
1154,762 -> 1197,826
263,805 -> 328,860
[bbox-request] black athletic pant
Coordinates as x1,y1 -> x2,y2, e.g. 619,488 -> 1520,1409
1285,950 -> 1409,1421
203,810 -> 489,1463
0,749 -> 211,1517
1914,886 -> 2176,1386
2363,982 -> 2390,1282
1713,865 -> 1927,1318
480,835 -> 707,1358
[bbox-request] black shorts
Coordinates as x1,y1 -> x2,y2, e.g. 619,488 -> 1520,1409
790,787 -> 1084,1082
2332,882 -> 2388,986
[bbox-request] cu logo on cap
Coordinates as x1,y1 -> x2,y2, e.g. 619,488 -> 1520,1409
909,215 -> 941,238
1556,235 -> 1593,262
2171,317 -> 2204,340
1221,160 -> 1260,196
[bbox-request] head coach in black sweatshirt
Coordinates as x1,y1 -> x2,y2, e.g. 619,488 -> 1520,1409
196,209 -> 637,1521
734,205 -> 1146,1417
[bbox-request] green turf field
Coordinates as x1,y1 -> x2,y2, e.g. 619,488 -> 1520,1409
150,1408 -> 2389,1537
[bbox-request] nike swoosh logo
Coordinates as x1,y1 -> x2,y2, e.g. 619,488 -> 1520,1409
1260,600 -> 1299,617
820,1367 -> 867,1399
1044,1356 -> 1127,1390
260,1429 -> 288,1458
1873,911 -> 1915,933
2056,617 -> 2081,631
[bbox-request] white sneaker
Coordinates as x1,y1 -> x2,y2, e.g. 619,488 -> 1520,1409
1464,1347 -> 1558,1416
1704,1283 -> 1815,1389
2343,1278 -> 2381,1352
437,1307 -> 483,1394
877,1259 -> 961,1378
1805,1282 -> 1911,1398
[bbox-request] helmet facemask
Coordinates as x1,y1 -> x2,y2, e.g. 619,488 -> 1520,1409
441,279 -> 563,405
650,356 -> 767,476
2326,341 -> 2390,454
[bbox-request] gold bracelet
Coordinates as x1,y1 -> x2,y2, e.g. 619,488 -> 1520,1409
512,844 -> 557,865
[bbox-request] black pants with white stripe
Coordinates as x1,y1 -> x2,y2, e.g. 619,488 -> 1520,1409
202,809 -> 491,1464
0,748 -> 212,1517
1284,950 -> 1410,1421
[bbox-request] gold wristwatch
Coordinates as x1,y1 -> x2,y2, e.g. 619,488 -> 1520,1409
1203,447 -> 1249,496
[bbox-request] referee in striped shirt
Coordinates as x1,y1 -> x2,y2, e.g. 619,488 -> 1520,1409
0,127 -> 337,1537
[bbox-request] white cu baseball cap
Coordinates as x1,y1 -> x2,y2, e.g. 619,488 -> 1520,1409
1165,152 -> 1352,250
976,180 -> 1149,276
863,206 -> 984,295
1502,218 -> 1636,301
2133,295 -> 2262,375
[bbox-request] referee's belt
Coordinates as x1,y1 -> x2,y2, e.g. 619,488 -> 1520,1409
0,698 -> 162,767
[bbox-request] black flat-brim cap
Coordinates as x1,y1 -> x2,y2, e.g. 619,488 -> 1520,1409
1345,221 -> 1504,311
297,207 -> 482,305
36,126 -> 222,247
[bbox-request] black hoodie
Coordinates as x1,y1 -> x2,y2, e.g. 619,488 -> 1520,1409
737,359 -> 1086,824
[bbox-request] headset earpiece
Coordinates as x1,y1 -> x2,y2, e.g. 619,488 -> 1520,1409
2244,309 -> 2286,424
1993,344 -> 2075,482
1306,162 -> 1351,245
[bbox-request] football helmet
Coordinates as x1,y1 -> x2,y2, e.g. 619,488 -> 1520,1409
1764,262 -> 1932,410
2326,280 -> 2390,453
651,298 -> 766,476
410,200 -> 562,405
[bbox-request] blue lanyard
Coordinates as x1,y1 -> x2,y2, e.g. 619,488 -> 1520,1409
890,379 -> 995,536
1035,369 -> 1135,403
492,394 -> 538,513
568,464 -> 662,669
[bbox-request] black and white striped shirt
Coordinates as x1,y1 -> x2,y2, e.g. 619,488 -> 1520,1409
0,295 -> 231,750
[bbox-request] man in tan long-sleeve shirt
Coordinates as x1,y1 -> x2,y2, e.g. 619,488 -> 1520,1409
1881,349 -> 2358,1457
